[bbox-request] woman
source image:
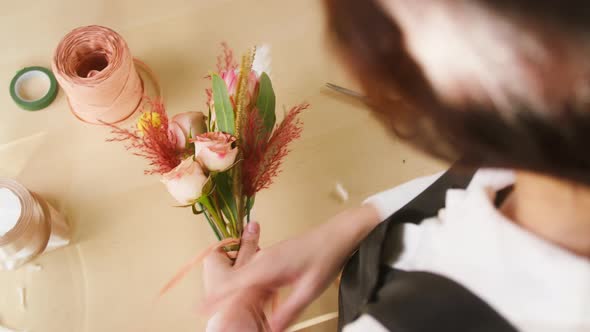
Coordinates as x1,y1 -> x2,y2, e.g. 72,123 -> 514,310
203,0 -> 590,331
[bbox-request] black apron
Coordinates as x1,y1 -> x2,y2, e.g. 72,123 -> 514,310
338,165 -> 518,332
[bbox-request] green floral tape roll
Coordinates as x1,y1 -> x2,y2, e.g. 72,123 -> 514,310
9,66 -> 58,111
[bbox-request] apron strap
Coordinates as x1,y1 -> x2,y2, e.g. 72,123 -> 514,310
367,269 -> 518,332
339,163 -> 477,328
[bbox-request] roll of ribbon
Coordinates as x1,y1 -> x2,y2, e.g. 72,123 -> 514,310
52,25 -> 144,125
9,66 -> 58,111
0,179 -> 70,270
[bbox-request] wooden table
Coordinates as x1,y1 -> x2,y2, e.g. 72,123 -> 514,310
0,0 -> 444,331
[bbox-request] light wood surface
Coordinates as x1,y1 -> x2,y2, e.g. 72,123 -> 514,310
0,0 -> 445,331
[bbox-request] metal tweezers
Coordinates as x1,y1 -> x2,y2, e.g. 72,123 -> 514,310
325,82 -> 367,102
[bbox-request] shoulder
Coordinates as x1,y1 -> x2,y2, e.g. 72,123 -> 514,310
363,171 -> 445,221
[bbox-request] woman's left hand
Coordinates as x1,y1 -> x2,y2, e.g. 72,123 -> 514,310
203,222 -> 263,332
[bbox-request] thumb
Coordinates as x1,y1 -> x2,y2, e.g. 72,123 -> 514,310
270,280 -> 317,332
235,221 -> 260,268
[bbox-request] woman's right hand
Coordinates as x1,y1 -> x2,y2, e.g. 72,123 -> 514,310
203,205 -> 381,332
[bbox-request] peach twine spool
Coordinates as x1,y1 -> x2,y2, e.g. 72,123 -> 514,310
52,25 -> 144,125
0,179 -> 70,270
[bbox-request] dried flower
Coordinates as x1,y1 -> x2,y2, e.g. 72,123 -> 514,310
206,43 -> 239,107
241,103 -> 308,196
106,99 -> 182,175
252,44 -> 272,76
235,47 -> 257,140
137,112 -> 162,134
217,42 -> 238,73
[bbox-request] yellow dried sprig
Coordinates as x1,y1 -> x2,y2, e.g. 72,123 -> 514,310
232,47 -> 256,236
234,46 -> 256,140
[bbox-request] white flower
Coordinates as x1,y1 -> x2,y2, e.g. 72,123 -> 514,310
161,157 -> 208,205
252,44 -> 272,76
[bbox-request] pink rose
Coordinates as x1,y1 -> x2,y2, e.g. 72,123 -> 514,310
169,112 -> 207,151
193,132 -> 238,171
161,157 -> 208,204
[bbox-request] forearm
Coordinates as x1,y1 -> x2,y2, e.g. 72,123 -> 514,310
318,205 -> 381,259
325,171 -> 444,250
338,204 -> 381,243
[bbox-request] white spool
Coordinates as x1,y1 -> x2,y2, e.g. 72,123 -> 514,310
0,188 -> 21,236
0,179 -> 70,270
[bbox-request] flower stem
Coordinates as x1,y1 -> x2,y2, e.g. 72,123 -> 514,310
199,203 -> 222,241
237,195 -> 245,233
246,196 -> 252,224
200,196 -> 231,238
213,192 -> 238,238
232,165 -> 245,236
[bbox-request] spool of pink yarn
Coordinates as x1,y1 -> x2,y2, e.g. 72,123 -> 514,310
52,25 -> 144,124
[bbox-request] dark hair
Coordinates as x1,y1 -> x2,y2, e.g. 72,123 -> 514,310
323,0 -> 590,185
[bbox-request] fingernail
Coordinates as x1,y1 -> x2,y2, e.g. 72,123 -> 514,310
246,222 -> 259,234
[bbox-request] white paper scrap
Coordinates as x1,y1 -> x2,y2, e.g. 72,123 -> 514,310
17,287 -> 26,309
0,326 -> 19,332
334,182 -> 349,202
26,264 -> 42,272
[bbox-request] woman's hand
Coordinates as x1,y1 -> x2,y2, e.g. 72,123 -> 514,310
203,222 -> 263,332
204,205 -> 381,332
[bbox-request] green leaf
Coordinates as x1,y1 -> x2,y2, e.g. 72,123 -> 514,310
256,72 -> 276,133
212,74 -> 235,135
246,195 -> 256,223
199,203 -> 222,241
215,172 -> 238,225
247,195 -> 256,210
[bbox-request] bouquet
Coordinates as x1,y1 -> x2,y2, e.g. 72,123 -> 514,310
107,44 -> 308,245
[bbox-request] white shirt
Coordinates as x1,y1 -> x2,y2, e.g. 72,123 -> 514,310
345,169 -> 590,332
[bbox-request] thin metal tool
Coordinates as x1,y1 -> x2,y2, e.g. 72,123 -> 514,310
325,82 -> 367,101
